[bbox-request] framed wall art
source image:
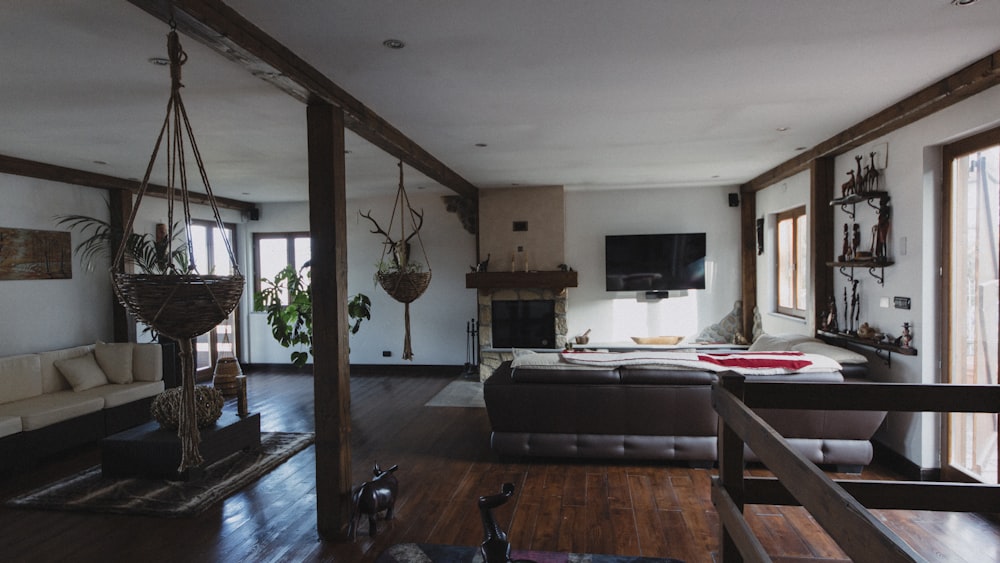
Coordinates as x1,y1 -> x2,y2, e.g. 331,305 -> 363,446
0,227 -> 72,280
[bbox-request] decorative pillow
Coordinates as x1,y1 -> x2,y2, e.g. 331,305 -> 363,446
54,353 -> 109,391
748,333 -> 794,352
95,342 -> 134,384
694,300 -> 742,343
792,341 -> 868,364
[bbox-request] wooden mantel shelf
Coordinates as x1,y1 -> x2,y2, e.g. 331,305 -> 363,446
466,270 -> 578,290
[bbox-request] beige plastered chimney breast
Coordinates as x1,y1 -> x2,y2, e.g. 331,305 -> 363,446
478,185 -> 565,271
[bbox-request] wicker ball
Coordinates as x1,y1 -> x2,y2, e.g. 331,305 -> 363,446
151,385 -> 225,430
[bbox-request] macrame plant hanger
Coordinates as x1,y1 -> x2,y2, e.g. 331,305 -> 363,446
111,24 -> 244,473
374,161 -> 431,360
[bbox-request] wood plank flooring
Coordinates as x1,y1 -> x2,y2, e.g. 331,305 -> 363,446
2,368 -> 1000,562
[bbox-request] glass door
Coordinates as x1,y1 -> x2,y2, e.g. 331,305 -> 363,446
190,221 -> 239,381
945,130 -> 1000,483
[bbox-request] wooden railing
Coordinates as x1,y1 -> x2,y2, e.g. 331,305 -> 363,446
711,373 -> 1000,563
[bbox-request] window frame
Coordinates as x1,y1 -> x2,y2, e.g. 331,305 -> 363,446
775,205 -> 808,318
253,231 -> 310,297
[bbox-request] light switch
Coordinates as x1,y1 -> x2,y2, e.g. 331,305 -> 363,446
879,297 -> 890,308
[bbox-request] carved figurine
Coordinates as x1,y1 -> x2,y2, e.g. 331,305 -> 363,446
821,295 -> 838,333
897,322 -> 913,349
855,155 -> 865,193
872,199 -> 891,261
471,253 -> 491,273
843,287 -> 849,332
840,223 -> 850,261
849,280 -> 860,334
865,151 -> 881,192
350,463 -> 399,539
478,482 -> 536,563
841,170 -> 857,198
852,223 -> 861,258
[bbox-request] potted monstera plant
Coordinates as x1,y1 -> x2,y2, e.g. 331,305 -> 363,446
254,261 -> 370,367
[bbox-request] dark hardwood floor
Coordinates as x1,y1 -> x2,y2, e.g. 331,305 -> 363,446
2,368 -> 999,562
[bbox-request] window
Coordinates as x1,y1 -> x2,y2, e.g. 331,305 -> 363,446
254,232 -> 311,303
775,206 -> 807,317
944,126 -> 1000,484
190,220 -> 238,378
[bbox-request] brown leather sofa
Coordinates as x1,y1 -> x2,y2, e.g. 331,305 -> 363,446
483,358 -> 886,472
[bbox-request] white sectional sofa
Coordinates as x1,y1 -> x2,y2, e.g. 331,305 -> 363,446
0,342 -> 165,471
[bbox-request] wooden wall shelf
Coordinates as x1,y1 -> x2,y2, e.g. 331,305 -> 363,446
466,270 -> 578,290
818,330 -> 916,367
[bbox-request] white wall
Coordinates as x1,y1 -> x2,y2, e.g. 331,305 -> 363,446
0,175 -> 113,356
564,186 -> 742,344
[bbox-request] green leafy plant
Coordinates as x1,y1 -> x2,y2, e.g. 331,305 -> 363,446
254,261 -> 370,367
54,211 -> 188,274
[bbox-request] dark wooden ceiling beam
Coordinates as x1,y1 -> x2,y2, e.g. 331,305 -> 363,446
127,0 -> 479,201
0,153 -> 255,213
744,49 -> 1000,192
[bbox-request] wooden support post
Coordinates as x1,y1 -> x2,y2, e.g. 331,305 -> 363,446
739,186 -> 757,341
307,103 -> 352,540
810,158 -> 835,333
109,188 -> 136,343
717,373 -> 747,563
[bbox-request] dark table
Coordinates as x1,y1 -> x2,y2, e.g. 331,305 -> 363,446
101,410 -> 261,481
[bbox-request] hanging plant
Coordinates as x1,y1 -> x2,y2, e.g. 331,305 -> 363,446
359,161 -> 431,360
254,261 -> 371,367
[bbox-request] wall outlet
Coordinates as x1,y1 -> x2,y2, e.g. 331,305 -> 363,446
382,350 -> 392,357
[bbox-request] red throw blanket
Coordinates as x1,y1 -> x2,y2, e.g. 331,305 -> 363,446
559,350 -> 841,375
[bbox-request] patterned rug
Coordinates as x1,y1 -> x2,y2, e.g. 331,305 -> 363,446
4,432 -> 314,518
376,543 -> 685,563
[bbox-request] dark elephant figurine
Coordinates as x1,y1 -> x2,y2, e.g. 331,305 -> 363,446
479,482 -> 536,563
350,463 -> 399,539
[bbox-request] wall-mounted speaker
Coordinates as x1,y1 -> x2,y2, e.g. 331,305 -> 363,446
249,207 -> 260,221
728,193 -> 739,207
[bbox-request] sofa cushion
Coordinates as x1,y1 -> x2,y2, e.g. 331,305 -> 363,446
39,345 -> 94,394
95,342 -> 134,384
132,343 -> 164,383
0,392 -> 104,431
0,354 -> 42,404
0,416 -> 23,439
74,381 -> 165,408
55,353 -> 109,392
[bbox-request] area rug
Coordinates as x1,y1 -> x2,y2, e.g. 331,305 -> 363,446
424,379 -> 485,408
376,543 -> 684,563
5,432 -> 314,518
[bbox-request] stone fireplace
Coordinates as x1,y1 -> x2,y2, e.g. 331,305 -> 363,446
471,185 -> 571,380
476,287 -> 568,381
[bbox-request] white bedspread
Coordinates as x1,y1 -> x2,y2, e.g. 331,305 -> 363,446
559,350 -> 842,376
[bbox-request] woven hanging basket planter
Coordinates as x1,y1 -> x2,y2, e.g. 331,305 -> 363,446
112,273 -> 244,340
361,161 -> 433,360
377,270 -> 431,304
109,28 -> 244,474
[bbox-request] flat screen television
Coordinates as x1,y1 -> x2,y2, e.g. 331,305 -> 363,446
605,233 -> 706,291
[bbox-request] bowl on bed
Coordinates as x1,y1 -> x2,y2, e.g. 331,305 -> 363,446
631,336 -> 683,345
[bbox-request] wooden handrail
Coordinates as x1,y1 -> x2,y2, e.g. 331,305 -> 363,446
713,373 -> 927,562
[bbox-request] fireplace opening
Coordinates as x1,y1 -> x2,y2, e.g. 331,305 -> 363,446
491,300 -> 556,348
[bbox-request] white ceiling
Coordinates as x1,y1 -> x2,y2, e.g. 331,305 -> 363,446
2,1 -> 999,203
